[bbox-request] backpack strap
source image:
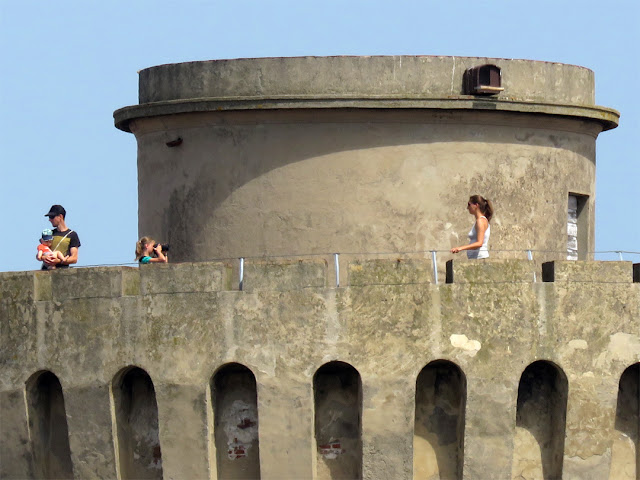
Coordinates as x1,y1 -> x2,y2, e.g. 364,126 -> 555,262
52,230 -> 73,254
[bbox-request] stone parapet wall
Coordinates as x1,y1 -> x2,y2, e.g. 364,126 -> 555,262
136,56 -> 598,105
114,57 -> 619,133
1,260 -> 638,479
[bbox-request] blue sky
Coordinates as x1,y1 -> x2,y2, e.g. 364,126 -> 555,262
1,0 -> 638,272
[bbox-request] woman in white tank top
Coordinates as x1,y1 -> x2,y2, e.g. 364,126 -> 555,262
450,195 -> 494,259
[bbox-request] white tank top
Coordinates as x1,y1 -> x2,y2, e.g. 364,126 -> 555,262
467,216 -> 490,259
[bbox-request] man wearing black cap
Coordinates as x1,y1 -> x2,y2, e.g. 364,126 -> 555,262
43,205 -> 81,268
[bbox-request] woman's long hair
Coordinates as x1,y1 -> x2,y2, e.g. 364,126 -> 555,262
135,236 -> 154,261
469,195 -> 494,222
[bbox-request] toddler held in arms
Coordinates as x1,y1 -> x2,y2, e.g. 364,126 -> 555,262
37,229 -> 68,270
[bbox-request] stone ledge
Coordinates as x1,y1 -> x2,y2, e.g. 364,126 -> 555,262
114,97 -> 619,133
1,267 -> 143,302
242,259 -> 327,292
140,262 -> 231,295
542,261 -> 633,283
445,259 -> 537,284
38,267 -> 138,301
348,259 -> 433,286
121,268 -> 140,296
0,271 -> 35,303
115,56 -> 619,132
136,56 -> 596,106
2,260 -> 637,299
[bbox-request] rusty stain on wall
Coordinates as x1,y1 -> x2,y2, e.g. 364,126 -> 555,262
319,438 -> 345,459
221,400 -> 258,460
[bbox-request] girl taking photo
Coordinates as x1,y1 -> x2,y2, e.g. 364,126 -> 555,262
135,237 -> 168,264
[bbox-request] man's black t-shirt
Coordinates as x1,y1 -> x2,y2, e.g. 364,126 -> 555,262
48,228 -> 81,269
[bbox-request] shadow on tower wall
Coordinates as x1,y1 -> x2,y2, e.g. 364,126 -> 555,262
25,371 -> 73,479
413,360 -> 466,480
314,361 -> 362,480
610,363 -> 639,480
211,363 -> 261,480
111,366 -> 163,480
512,361 -> 568,480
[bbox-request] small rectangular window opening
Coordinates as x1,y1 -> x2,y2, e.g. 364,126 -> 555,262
567,194 -> 588,260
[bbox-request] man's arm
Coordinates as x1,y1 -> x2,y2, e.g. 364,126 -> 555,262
63,246 -> 78,266
42,252 -> 57,266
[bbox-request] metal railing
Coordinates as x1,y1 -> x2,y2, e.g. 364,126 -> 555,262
75,249 -> 640,290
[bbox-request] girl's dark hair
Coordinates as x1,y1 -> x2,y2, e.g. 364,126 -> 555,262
469,195 -> 494,222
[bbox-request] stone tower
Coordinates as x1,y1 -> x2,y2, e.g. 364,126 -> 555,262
114,56 -> 618,263
1,57 -> 638,480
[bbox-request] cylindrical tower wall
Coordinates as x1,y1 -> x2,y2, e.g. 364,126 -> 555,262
114,56 -> 618,262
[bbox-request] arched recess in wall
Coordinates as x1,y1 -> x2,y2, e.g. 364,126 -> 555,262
511,360 -> 568,480
111,366 -> 163,480
25,370 -> 74,479
413,360 -> 466,480
313,361 -> 362,480
210,362 -> 261,480
609,363 -> 639,480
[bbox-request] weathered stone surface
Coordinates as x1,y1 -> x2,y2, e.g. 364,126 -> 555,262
0,389 -> 33,479
0,271 -> 35,303
348,258 -> 433,286
364,377 -> 414,479
1,261 -> 637,478
243,259 -> 326,292
121,266 -> 140,296
465,375 -> 517,479
446,258 -> 538,284
133,56 -> 599,106
5,54 -> 633,479
129,108 -> 604,266
155,383 -> 209,480
33,271 -> 52,301
64,384 -> 118,479
115,56 -> 619,268
115,56 -> 618,135
47,266 -> 129,300
140,261 -> 229,295
543,260 -> 633,283
256,378 -> 314,480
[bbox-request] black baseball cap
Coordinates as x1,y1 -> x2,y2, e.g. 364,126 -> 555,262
45,205 -> 66,218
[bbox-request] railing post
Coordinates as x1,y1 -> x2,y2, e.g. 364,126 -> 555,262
527,250 -> 537,282
617,251 -> 624,261
334,253 -> 340,288
431,250 -> 438,285
239,257 -> 244,291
